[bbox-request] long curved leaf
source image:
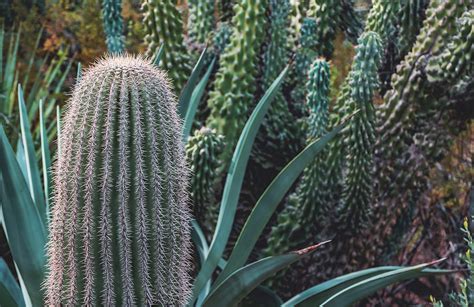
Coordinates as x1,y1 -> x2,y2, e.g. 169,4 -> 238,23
0,258 -> 25,307
39,99 -> 52,210
152,43 -> 165,66
0,126 -> 46,306
191,66 -> 290,302
213,119 -> 349,288
202,242 -> 329,307
282,266 -> 402,307
191,220 -> 212,305
178,47 -> 208,119
182,57 -> 216,142
18,85 -> 46,222
321,259 -> 451,307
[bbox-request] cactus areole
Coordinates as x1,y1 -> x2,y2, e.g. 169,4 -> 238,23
46,55 -> 192,306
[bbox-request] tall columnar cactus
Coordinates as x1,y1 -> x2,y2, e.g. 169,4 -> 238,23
185,127 -> 225,237
397,0 -> 429,58
142,0 -> 191,92
291,17 -> 318,115
206,0 -> 266,162
307,0 -> 342,58
426,10 -> 474,83
377,0 -> 471,196
364,0 -> 401,44
339,0 -> 363,44
265,59 -> 331,256
254,0 -> 301,167
337,31 -> 382,228
45,56 -> 192,306
101,0 -> 125,53
188,0 -> 215,44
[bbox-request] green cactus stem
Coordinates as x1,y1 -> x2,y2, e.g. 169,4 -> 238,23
45,55 -> 192,306
185,127 -> 225,237
206,0 -> 267,162
188,0 -> 215,45
101,0 -> 125,53
142,0 -> 191,92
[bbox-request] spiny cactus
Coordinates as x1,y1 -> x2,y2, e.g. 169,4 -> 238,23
206,0 -> 267,162
337,31 -> 383,228
219,0 -> 235,22
290,17 -> 318,116
265,59 -> 331,256
364,0 -> 401,44
254,0 -> 301,168
211,22 -> 232,57
307,0 -> 342,58
188,0 -> 215,45
397,0 -> 429,58
101,0 -> 125,53
339,0 -> 363,44
185,127 -> 225,237
427,10 -> 473,83
46,55 -> 192,306
142,0 -> 191,92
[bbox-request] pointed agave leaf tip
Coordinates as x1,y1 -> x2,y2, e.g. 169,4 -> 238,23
294,240 -> 332,256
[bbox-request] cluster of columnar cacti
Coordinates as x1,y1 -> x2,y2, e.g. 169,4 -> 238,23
187,0 -> 215,45
142,0 -> 191,92
265,59 -> 331,256
206,0 -> 266,162
46,56 -> 192,306
101,0 -> 125,53
185,127 -> 225,237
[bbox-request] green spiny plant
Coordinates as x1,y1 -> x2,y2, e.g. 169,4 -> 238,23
188,0 -> 215,45
339,0 -> 363,44
101,0 -> 125,54
206,0 -> 267,163
218,0 -> 235,22
253,0 -> 301,168
337,31 -> 383,228
290,17 -> 317,116
265,58 -> 331,257
142,0 -> 191,92
186,127 -> 225,238
397,0 -> 430,59
45,55 -> 192,306
307,0 -> 342,58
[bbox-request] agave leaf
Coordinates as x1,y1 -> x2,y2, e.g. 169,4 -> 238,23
202,242 -> 330,307
213,119 -> 349,288
0,258 -> 25,307
178,47 -> 209,119
18,85 -> 47,220
39,99 -> 52,210
321,259 -> 452,306
0,126 -> 46,306
191,221 -> 212,306
182,57 -> 216,142
152,43 -> 165,66
282,266 -> 402,306
76,62 -> 82,81
191,65 -> 290,302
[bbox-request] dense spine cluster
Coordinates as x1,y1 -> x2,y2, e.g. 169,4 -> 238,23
101,0 -> 125,53
206,0 -> 267,162
142,0 -> 191,92
45,56 -> 192,306
338,32 -> 383,228
188,0 -> 215,44
185,127 -> 225,237
266,59 -> 331,255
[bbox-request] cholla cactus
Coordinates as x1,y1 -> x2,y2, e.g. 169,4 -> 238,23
206,0 -> 266,162
337,31 -> 383,228
364,0 -> 401,44
45,55 -> 192,306
186,127 -> 224,236
397,0 -> 429,58
265,59 -> 331,256
188,0 -> 215,44
308,0 -> 342,57
142,0 -> 191,92
101,0 -> 125,53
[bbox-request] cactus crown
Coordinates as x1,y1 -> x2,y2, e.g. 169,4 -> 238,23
46,55 -> 192,306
